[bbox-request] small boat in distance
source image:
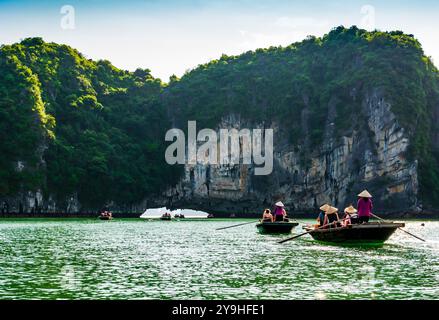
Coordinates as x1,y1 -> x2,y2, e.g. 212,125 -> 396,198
99,210 -> 113,220
140,207 -> 211,219
160,213 -> 172,221
256,221 -> 299,234
304,222 -> 405,244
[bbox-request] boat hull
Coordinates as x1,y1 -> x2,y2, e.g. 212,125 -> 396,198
256,222 -> 299,234
308,222 -> 404,244
99,216 -> 112,220
160,216 -> 172,221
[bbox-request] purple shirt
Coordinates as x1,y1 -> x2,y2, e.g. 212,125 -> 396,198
273,206 -> 284,216
357,198 -> 373,217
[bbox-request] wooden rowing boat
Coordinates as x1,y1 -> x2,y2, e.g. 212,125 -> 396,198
99,215 -> 113,220
304,222 -> 404,244
256,221 -> 299,234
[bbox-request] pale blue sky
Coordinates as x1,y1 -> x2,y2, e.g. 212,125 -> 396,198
0,0 -> 438,80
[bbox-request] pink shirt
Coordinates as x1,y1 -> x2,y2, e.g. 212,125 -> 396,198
273,206 -> 285,216
357,198 -> 373,217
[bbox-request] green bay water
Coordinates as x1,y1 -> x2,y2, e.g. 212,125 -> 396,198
0,218 -> 438,299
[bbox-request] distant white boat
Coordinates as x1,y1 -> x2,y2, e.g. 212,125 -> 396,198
140,207 -> 210,219
171,208 -> 210,219
139,207 -> 168,219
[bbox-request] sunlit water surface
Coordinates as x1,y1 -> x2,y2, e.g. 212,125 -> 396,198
0,218 -> 438,299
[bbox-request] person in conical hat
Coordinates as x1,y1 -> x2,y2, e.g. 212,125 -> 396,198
325,206 -> 338,214
357,190 -> 373,223
316,204 -> 330,227
273,201 -> 287,222
344,205 -> 358,214
343,205 -> 358,226
323,206 -> 340,228
357,190 -> 372,198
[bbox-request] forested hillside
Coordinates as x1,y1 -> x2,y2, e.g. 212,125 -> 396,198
165,26 -> 439,208
0,38 -> 181,211
1,26 -> 438,213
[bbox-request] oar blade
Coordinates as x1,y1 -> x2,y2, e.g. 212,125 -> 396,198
398,228 -> 426,242
278,220 -> 341,244
215,221 -> 257,231
278,231 -> 310,243
372,213 -> 426,242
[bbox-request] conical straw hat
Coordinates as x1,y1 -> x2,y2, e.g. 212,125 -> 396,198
357,190 -> 372,198
275,201 -> 284,207
319,204 -> 330,211
344,205 -> 358,214
325,206 -> 338,215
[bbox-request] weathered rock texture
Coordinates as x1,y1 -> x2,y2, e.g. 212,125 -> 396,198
2,28 -> 438,216
1,90 -> 421,215
161,89 -> 419,215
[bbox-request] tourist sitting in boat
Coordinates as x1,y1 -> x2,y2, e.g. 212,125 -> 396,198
316,204 -> 330,227
99,210 -> 112,219
262,209 -> 273,222
357,190 -> 373,223
273,201 -> 286,222
343,205 -> 358,226
323,206 -> 340,228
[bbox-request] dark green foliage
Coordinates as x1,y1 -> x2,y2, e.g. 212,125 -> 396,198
0,49 -> 54,195
164,26 -> 439,206
1,26 -> 439,208
0,38 -> 181,209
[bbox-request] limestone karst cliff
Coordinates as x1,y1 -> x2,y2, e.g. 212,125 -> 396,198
1,26 -> 438,215
163,89 -> 420,215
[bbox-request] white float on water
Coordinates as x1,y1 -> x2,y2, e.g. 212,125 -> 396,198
171,208 -> 210,218
140,207 -> 210,219
139,207 -> 168,219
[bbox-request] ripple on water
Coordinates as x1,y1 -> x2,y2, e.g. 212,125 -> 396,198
0,219 -> 438,299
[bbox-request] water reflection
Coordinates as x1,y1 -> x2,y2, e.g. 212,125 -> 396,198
0,219 -> 437,299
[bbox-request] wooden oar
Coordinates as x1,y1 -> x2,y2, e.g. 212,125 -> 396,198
371,213 -> 426,242
278,218 -> 346,244
216,220 -> 258,231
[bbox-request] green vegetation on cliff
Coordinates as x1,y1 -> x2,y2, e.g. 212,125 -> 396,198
0,47 -> 55,195
1,26 -> 438,209
0,38 -> 181,209
165,26 -> 439,206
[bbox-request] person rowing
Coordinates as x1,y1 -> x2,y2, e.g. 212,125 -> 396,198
316,204 -> 330,227
322,206 -> 340,228
357,190 -> 373,223
273,201 -> 287,222
343,205 -> 358,226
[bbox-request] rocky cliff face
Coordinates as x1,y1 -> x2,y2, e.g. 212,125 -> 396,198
2,28 -> 438,215
0,89 -> 421,215
0,88 -> 425,216
162,89 -> 419,215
